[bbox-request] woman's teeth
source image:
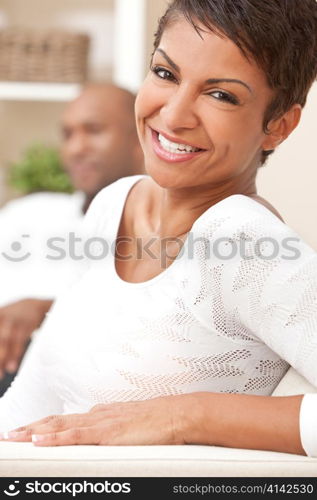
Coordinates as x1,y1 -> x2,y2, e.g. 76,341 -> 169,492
158,133 -> 200,154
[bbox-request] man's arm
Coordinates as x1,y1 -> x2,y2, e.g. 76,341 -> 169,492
0,298 -> 53,377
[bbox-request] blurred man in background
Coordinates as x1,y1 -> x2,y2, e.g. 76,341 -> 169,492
61,83 -> 143,214
0,83 -> 144,393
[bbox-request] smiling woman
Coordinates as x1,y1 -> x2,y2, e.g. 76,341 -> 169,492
0,0 -> 317,457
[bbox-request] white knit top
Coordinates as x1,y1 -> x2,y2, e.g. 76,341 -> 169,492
0,175 -> 316,455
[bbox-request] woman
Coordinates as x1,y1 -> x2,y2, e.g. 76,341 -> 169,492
0,0 -> 317,456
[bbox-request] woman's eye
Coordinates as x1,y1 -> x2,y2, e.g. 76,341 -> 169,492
151,66 -> 177,82
209,90 -> 239,105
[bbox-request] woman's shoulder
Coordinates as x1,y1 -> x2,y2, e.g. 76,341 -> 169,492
86,175 -> 145,216
248,194 -> 284,222
93,175 -> 146,206
192,194 -> 315,255
82,175 -> 145,235
194,194 -> 285,230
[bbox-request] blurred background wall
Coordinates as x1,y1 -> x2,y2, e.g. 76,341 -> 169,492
0,0 -> 115,203
0,0 -> 316,249
257,85 -> 317,251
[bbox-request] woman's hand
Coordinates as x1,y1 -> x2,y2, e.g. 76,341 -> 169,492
0,298 -> 53,378
0,392 -> 306,454
1,394 -> 196,447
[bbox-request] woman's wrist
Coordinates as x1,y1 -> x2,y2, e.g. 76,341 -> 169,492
174,392 -> 306,455
171,392 -> 214,445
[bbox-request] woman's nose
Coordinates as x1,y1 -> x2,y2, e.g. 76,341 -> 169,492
160,87 -> 199,131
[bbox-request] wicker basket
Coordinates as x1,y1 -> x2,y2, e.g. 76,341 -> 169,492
0,28 -> 90,83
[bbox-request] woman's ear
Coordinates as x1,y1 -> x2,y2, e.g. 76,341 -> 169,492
262,104 -> 302,152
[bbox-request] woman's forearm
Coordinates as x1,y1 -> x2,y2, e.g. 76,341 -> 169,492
182,392 -> 306,455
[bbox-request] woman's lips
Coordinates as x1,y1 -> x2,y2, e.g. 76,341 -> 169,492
150,129 -> 206,164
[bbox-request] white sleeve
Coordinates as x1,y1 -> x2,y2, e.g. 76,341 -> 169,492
241,231 -> 317,386
300,394 -> 317,457
0,326 -> 63,431
224,209 -> 317,456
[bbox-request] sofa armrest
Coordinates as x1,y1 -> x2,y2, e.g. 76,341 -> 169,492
0,442 -> 316,477
272,368 -> 317,397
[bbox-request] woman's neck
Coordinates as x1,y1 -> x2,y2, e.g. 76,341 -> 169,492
151,176 -> 258,239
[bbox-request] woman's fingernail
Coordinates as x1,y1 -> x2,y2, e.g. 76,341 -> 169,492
0,431 -> 24,440
32,434 -> 46,443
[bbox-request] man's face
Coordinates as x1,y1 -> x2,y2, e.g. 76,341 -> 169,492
61,89 -> 136,197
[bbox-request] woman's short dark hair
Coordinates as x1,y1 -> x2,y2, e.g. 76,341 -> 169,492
153,0 -> 317,164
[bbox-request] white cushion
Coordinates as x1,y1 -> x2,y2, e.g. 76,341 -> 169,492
0,442 -> 316,477
272,368 -> 317,397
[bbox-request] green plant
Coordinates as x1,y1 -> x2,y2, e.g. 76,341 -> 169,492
8,143 -> 74,194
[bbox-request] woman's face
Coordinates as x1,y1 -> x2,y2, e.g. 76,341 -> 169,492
135,16 -> 276,191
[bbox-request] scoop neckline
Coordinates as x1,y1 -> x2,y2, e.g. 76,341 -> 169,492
110,175 -> 257,288
111,175 -> 185,288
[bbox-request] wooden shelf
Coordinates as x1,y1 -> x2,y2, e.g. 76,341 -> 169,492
0,82 -> 82,102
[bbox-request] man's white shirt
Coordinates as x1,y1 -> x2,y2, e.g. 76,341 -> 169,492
0,191 -> 85,305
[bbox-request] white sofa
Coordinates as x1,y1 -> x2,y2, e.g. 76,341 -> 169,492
0,368 -> 316,477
